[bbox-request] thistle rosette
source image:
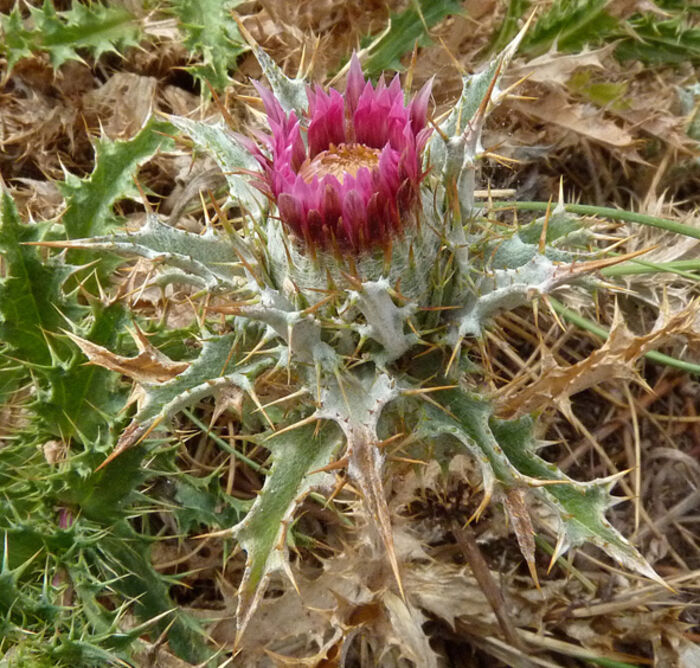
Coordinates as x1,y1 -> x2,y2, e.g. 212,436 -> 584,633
35,30 -> 675,658
242,54 -> 432,251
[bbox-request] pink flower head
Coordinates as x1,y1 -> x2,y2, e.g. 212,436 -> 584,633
245,54 -> 432,251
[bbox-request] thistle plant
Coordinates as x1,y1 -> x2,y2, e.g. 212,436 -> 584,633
21,24 -> 692,659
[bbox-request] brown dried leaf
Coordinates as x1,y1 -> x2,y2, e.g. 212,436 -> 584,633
513,88 -> 637,149
346,424 -> 404,601
10,179 -> 64,220
83,73 -> 157,140
43,439 -> 67,466
66,327 -> 188,384
498,300 -> 700,419
509,45 -> 614,86
214,526 -> 447,665
211,385 -> 245,423
504,488 -> 539,588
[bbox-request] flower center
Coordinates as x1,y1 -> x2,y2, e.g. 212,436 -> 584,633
298,143 -> 381,183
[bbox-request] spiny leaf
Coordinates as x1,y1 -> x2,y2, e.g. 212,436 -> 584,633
487,0 -> 531,55
349,278 -> 418,364
0,189 -> 75,368
0,0 -> 141,74
67,327 -> 189,387
361,0 -> 463,77
491,416 -> 664,584
0,192 -> 129,441
452,254 -> 574,340
434,18 -> 529,146
46,213 -> 245,292
169,115 -> 267,218
40,302 -> 129,443
424,388 -> 663,584
616,12 -> 700,65
92,329 -> 274,468
316,371 -> 403,596
60,118 -> 174,239
521,0 -> 616,57
172,475 -> 248,533
428,17 -> 531,232
132,331 -> 272,426
233,421 -> 343,641
89,522 -> 213,664
519,0 -> 700,65
419,391 -> 516,521
496,300 -> 700,420
170,0 -> 247,91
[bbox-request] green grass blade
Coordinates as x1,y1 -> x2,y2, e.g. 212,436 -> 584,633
490,201 -> 700,240
601,258 -> 700,279
548,297 -> 700,376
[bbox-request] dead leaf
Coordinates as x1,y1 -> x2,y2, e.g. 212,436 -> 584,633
509,45 -> 615,86
66,326 -> 188,385
497,299 -> 700,419
211,385 -> 246,423
513,88 -> 637,149
42,439 -> 67,465
83,73 -> 157,139
504,489 -> 539,588
11,178 -> 64,220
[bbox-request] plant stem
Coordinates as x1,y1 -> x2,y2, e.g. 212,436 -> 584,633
183,409 -> 269,474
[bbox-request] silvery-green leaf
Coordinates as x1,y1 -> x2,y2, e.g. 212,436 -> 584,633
233,422 -> 343,641
169,115 -> 267,218
50,214 -> 246,293
423,389 -> 664,585
251,45 -> 308,117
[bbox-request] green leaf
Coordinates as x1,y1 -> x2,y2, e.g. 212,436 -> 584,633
453,253 -> 578,339
169,115 -> 267,218
249,45 -> 309,117
424,388 -> 663,583
96,524 -> 213,664
60,118 -> 174,239
59,213 -> 246,292
419,392 -> 517,505
0,0 -> 141,73
170,0 -> 247,91
616,13 -> 700,65
102,330 -> 274,460
428,20 -> 529,231
522,0 -> 617,56
172,475 -> 246,532
362,0 -> 463,77
0,7 -> 33,72
517,0 -> 700,65
39,302 -> 129,443
491,415 -> 663,583
0,190 -> 73,368
62,439 -> 149,521
1,190 -> 131,443
233,421 -> 343,638
487,0 -> 531,55
135,331 -> 272,424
